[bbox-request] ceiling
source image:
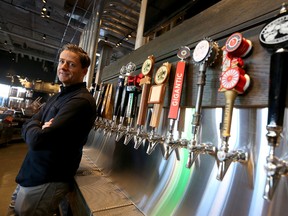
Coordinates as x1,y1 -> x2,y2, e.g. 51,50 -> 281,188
0,0 -> 219,77
0,0 -> 141,66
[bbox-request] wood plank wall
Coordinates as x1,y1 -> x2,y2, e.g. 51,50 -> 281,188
100,0 -> 286,108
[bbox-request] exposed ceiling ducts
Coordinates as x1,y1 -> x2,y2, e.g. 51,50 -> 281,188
0,0 -> 141,65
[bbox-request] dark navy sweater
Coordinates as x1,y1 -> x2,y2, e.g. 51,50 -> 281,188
16,82 -> 96,187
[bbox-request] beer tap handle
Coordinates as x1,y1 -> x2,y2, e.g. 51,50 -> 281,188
123,75 -> 142,145
149,102 -> 164,128
101,83 -> 112,119
116,62 -> 136,142
103,83 -> 113,121
137,55 -> 155,126
186,38 -> 219,167
96,83 -> 106,116
113,66 -> 126,118
262,51 -> 288,199
115,81 -> 129,141
109,66 -> 127,137
267,50 -> 288,132
94,83 -> 101,106
222,90 -> 237,138
119,83 -> 129,118
101,83 -> 113,135
164,47 -> 190,160
217,45 -> 251,180
146,62 -> 172,154
259,4 -> 288,200
149,62 -> 171,127
133,56 -> 155,148
217,89 -> 245,180
137,83 -> 151,125
128,75 -> 142,120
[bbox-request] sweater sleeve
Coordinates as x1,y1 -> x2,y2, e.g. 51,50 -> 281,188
23,97 -> 94,151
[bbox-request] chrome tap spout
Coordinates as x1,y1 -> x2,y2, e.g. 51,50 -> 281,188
123,121 -> 137,145
186,142 -> 217,168
263,150 -> 282,201
134,126 -> 148,149
163,131 -> 180,160
146,128 -> 164,155
186,120 -> 217,168
115,116 -> 127,142
102,119 -> 112,136
94,116 -> 105,131
216,137 -> 248,180
216,148 -> 248,180
104,115 -> 118,137
263,127 -> 288,200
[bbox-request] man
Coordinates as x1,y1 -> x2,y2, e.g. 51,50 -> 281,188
9,44 -> 96,215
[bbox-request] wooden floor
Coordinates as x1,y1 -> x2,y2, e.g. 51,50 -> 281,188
0,141 -> 27,215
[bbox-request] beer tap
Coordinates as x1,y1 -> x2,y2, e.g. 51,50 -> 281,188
123,73 -> 143,145
146,62 -> 172,154
101,83 -> 113,134
259,3 -> 288,200
105,65 -> 127,137
217,32 -> 252,180
94,82 -> 108,131
121,74 -> 142,144
163,46 -> 190,160
133,56 -> 155,149
115,62 -> 137,141
186,38 -> 219,168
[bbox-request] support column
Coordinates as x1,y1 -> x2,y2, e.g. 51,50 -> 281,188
95,42 -> 113,85
135,0 -> 148,49
83,0 -> 107,88
93,41 -> 113,99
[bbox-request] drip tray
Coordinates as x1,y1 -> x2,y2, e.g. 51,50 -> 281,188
69,152 -> 144,216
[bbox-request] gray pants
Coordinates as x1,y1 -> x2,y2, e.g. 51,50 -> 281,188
13,182 -> 71,216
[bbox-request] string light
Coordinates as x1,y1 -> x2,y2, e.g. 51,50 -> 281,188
41,2 -> 50,18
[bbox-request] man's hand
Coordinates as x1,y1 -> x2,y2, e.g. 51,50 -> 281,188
42,118 -> 54,129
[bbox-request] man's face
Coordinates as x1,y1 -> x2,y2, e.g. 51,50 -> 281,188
57,50 -> 87,86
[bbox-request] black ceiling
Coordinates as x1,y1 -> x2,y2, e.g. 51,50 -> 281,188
0,0 -> 220,84
0,0 -> 141,66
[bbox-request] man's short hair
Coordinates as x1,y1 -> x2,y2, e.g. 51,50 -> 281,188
60,44 -> 91,68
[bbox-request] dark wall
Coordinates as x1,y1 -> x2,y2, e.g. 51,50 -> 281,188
144,0 -> 220,36
0,49 -> 56,85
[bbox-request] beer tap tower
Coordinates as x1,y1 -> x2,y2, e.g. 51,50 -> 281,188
133,56 -> 155,148
121,74 -> 142,144
94,82 -> 108,131
163,46 -> 190,160
259,3 -> 288,200
104,65 -> 127,137
146,62 -> 172,154
100,83 -> 113,133
216,33 -> 252,180
186,38 -> 219,168
115,62 -> 137,141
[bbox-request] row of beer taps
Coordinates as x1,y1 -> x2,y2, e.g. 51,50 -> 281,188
94,34 -> 251,179
93,4 -> 288,202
